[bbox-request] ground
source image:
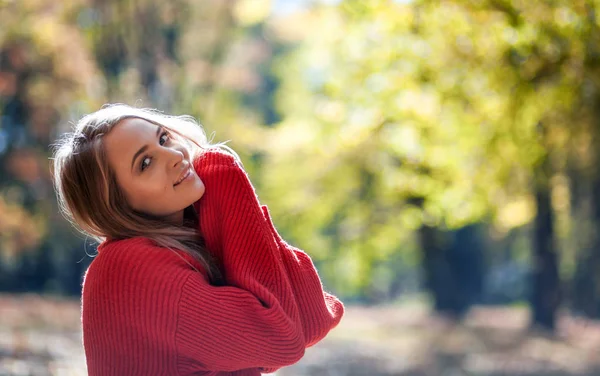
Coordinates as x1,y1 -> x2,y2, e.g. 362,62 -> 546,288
2,294 -> 600,376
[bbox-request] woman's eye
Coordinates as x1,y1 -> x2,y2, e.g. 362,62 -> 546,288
141,157 -> 151,171
140,131 -> 169,172
159,132 -> 169,145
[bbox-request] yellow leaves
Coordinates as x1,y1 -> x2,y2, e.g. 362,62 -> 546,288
384,124 -> 423,161
266,9 -> 321,42
399,206 -> 423,231
438,188 -> 489,229
338,106 -> 382,149
269,5 -> 344,44
554,6 -> 581,31
377,2 -> 413,33
0,193 -> 45,259
393,89 -> 441,122
494,195 -> 536,234
265,119 -> 317,154
333,248 -> 364,293
233,0 -> 271,26
314,98 -> 347,124
368,223 -> 409,259
219,119 -> 266,154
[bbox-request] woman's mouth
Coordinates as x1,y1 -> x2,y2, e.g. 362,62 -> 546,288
174,168 -> 191,186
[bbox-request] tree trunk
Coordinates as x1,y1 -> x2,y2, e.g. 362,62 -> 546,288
568,154 -> 598,316
419,225 -> 465,317
586,168 -> 600,316
530,165 -> 560,331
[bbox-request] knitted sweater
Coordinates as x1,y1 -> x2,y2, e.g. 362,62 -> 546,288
81,149 -> 345,376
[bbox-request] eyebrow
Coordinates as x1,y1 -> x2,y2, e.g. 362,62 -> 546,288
131,125 -> 162,172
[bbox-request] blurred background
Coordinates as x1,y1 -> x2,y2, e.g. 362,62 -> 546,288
2,0 -> 600,374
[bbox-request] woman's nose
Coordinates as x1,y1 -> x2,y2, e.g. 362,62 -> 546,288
166,147 -> 185,167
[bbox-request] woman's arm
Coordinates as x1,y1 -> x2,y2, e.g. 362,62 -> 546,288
261,204 -> 344,348
194,150 -> 345,372
176,269 -> 306,372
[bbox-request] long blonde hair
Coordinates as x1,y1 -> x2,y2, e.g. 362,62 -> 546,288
51,103 -> 235,285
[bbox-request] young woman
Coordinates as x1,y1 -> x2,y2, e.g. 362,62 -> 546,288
51,103 -> 345,376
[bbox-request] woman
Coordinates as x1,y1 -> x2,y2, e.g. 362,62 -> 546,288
51,103 -> 345,375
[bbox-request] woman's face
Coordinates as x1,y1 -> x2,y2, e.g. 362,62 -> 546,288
103,117 -> 205,224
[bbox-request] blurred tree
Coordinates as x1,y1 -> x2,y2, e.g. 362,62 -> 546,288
569,0 -> 600,318
0,0 -> 103,294
262,0 -> 593,329
80,0 -> 192,104
263,0 -> 499,300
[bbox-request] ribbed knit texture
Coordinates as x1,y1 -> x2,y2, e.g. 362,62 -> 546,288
81,149 -> 345,376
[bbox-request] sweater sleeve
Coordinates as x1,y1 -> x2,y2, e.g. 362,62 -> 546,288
176,267 -> 306,373
260,204 -> 345,348
194,150 -> 345,373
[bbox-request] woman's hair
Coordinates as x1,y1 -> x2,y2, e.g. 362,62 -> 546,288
51,103 -> 236,285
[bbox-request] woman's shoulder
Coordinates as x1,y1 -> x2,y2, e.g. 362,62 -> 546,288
83,237 -> 204,290
95,236 -> 174,265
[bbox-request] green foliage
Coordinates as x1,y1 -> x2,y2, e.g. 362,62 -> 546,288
261,0 -> 599,295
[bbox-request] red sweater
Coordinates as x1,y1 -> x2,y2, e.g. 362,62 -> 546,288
81,149 -> 345,375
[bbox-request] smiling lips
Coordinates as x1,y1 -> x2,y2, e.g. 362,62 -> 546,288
174,168 -> 191,186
